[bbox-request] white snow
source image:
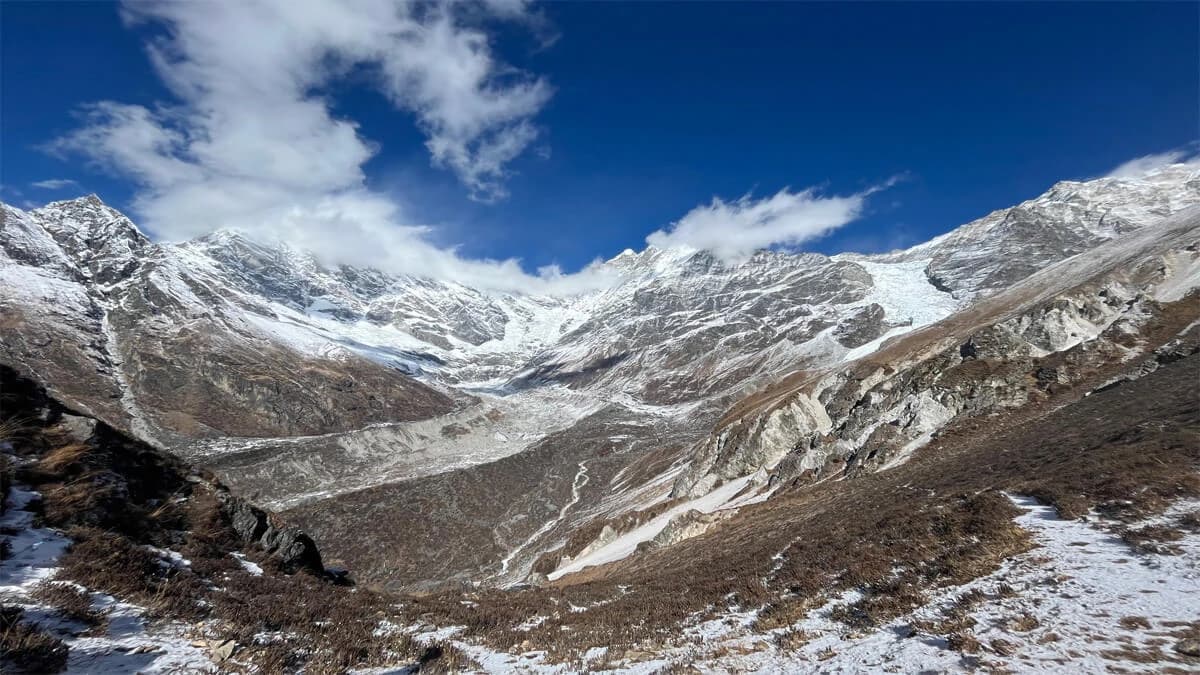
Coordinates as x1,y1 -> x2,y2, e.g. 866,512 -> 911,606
836,258 -> 962,364
658,494 -> 1200,674
231,553 -> 264,576
547,472 -> 764,581
1153,249 -> 1200,302
0,485 -> 71,590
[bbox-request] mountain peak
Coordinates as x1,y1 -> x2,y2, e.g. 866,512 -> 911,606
35,195 -> 149,243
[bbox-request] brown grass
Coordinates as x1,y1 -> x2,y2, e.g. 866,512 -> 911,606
57,527 -> 209,621
10,422 -> 472,673
51,514 -> 477,673
773,627 -> 810,651
396,353 -> 1199,661
0,605 -> 69,673
946,631 -> 982,654
36,443 -> 90,477
1120,524 -> 1186,555
32,582 -> 106,628
1178,510 -> 1200,531
1119,616 -> 1152,630
1009,613 -> 1040,632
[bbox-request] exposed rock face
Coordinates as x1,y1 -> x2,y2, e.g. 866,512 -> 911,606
0,199 -> 457,440
888,164 -> 1200,299
673,207 -> 1200,502
217,493 -> 323,574
2,164 -> 1198,590
834,303 -> 889,348
4,167 -> 1196,444
647,508 -> 734,549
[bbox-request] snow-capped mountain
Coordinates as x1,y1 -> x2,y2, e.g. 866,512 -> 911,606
4,165 -> 1196,433
1,163 -> 1198,590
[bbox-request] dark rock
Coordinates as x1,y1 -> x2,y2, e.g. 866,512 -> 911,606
835,303 -> 888,348
217,491 -> 324,574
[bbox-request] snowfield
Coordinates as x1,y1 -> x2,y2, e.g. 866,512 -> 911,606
547,470 -> 770,581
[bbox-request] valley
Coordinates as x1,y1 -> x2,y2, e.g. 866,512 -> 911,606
1,162 -> 1198,672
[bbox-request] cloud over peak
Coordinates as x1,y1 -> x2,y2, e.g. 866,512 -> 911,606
1104,147 -> 1200,180
44,0 -> 887,294
31,179 -> 80,190
646,180 -> 896,264
46,0 -> 577,292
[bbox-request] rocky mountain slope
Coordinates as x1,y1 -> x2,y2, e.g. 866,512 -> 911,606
0,364 -> 473,673
1,163 -> 1198,672
1,164 -> 1198,593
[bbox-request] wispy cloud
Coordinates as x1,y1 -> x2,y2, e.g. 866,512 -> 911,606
31,179 -> 80,190
46,0 -> 590,293
1104,147 -> 1200,179
44,0 -> 884,292
646,179 -> 898,263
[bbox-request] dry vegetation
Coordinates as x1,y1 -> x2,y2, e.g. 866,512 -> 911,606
0,362 -> 476,674
31,581 -> 107,629
21,437 -> 476,674
397,353 -> 1198,661
1119,524 -> 1186,555
0,605 -> 69,673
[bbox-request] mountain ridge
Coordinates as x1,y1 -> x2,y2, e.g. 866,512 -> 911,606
2,162 -> 1198,591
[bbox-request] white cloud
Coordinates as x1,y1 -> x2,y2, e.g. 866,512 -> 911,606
1105,148 -> 1200,179
47,0 -> 596,293
45,0 -> 881,292
31,179 -> 80,190
646,182 -> 892,263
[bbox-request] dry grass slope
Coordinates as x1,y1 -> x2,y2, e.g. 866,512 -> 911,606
400,353 -> 1199,661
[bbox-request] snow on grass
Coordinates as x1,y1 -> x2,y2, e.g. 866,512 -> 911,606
0,461 -> 216,674
668,494 -> 1200,673
385,493 -> 1200,673
64,604 -> 216,674
231,553 -> 264,576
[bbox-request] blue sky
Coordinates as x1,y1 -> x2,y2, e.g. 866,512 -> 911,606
2,1 -> 1197,289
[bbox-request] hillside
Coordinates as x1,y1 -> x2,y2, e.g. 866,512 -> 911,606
0,163 -> 1198,672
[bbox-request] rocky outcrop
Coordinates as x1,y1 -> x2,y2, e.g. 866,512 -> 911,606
0,200 -> 458,441
907,164 -> 1200,299
646,508 -> 734,549
217,493 -> 324,574
672,207 -> 1200,500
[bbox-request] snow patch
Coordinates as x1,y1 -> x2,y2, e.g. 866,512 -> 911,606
548,471 -> 766,581
671,494 -> 1200,673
